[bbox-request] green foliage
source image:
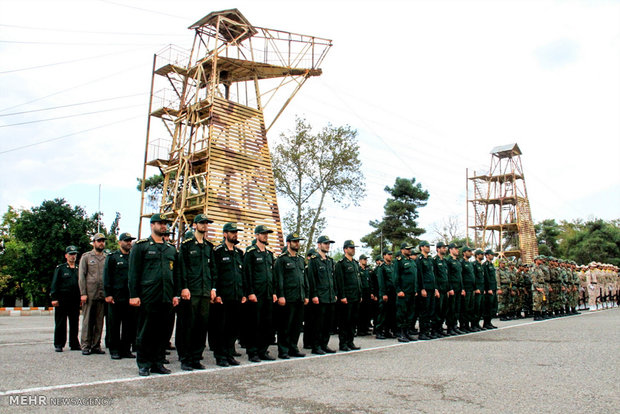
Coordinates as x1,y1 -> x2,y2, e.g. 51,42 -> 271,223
0,199 -> 99,305
136,174 -> 164,209
361,177 -> 429,256
558,219 -> 620,266
535,219 -> 562,257
272,116 -> 365,254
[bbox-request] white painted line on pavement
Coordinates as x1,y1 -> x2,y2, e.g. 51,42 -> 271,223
0,309 -> 614,397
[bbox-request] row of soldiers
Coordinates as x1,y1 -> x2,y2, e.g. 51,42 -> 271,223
50,214 -> 619,377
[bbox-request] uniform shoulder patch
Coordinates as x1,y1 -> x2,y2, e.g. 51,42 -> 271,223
214,244 -> 224,251
136,238 -> 148,244
246,245 -> 256,253
397,256 -> 402,261
182,238 -> 193,244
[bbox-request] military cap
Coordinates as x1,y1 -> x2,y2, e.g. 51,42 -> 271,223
92,232 -> 106,241
194,214 -> 213,224
419,240 -> 430,247
343,240 -> 358,249
65,245 -> 78,254
447,243 -> 459,250
254,225 -> 273,234
119,232 -> 136,242
286,232 -> 305,242
317,235 -> 335,244
460,245 -> 472,253
223,222 -> 239,232
382,249 -> 393,256
484,249 -> 495,255
374,256 -> 382,262
436,241 -> 447,248
150,213 -> 171,223
474,249 -> 484,255
359,254 -> 368,260
400,242 -> 414,249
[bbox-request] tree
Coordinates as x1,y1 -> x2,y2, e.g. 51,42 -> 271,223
558,219 -> 620,266
361,177 -> 429,256
431,215 -> 465,245
272,116 -> 365,254
535,219 -> 562,257
136,174 -> 164,210
5,199 -> 98,305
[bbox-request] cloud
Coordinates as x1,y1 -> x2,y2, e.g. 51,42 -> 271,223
534,38 -> 580,69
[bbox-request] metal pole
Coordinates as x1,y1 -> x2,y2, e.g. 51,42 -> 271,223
466,168 -> 469,246
98,184 -> 101,233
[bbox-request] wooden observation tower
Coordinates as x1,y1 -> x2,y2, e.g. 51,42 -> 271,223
467,143 -> 538,263
138,9 -> 331,250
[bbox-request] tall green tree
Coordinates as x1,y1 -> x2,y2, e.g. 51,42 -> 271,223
272,116 -> 365,253
558,219 -> 620,266
361,177 -> 429,256
535,218 -> 562,256
136,174 -> 164,210
3,199 -> 98,305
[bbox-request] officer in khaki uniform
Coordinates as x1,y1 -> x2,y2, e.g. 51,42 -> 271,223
79,233 -> 107,355
128,214 -> 179,376
335,240 -> 362,351
243,225 -> 277,362
176,214 -> 217,370
274,233 -> 309,359
51,246 -> 81,352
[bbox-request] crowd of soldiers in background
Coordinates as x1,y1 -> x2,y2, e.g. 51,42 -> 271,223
49,213 -> 620,377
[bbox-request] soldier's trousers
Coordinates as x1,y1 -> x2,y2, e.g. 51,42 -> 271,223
418,293 -> 436,335
396,294 -> 416,330
277,301 -> 304,356
107,300 -> 136,355
549,284 -> 560,311
446,292 -> 461,328
312,302 -> 334,351
338,300 -> 359,347
211,301 -> 241,361
472,292 -> 483,325
136,302 -> 172,370
303,300 -> 316,349
483,291 -> 497,324
498,287 -> 509,315
434,291 -> 448,331
176,295 -> 210,364
54,295 -> 80,349
460,290 -> 474,327
357,288 -> 372,333
80,298 -> 105,351
245,297 -> 274,357
376,291 -> 396,334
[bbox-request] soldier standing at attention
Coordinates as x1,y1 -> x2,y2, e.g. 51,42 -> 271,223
334,240 -> 362,351
212,222 -> 246,367
433,242 -> 450,337
394,242 -> 418,342
79,233 -> 107,355
306,235 -> 337,355
459,246 -> 475,332
416,241 -> 439,340
445,243 -> 465,335
128,214 -> 179,376
243,225 -> 277,362
176,214 -> 216,370
274,233 -> 309,359
497,259 -> 510,321
103,232 -> 137,360
472,249 -> 486,330
482,250 -> 498,329
357,254 -> 373,336
51,246 -> 82,352
375,250 -> 396,339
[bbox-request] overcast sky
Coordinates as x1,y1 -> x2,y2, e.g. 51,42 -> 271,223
1,0 -> 618,252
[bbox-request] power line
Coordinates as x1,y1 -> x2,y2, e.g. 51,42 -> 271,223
0,62 -> 146,113
0,93 -> 146,117
0,40 -> 165,47
0,114 -> 143,155
0,47 -> 149,75
96,0 -> 189,20
0,23 -> 186,37
0,104 -> 144,128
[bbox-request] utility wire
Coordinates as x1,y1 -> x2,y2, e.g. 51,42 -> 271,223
0,93 -> 146,117
0,40 -> 165,46
0,115 -> 143,155
96,0 -> 189,20
0,104 -> 144,127
0,23 -> 185,37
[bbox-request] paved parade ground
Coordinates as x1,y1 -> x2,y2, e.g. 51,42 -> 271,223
0,309 -> 618,413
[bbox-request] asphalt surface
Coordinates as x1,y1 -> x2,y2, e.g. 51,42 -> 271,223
0,309 -> 618,413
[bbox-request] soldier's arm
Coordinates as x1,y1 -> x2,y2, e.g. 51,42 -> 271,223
274,257 -> 284,299
50,266 -> 61,303
306,259 -> 318,299
303,259 -> 310,301
394,261 -> 403,293
102,254 -> 114,298
334,261 -> 345,300
177,243 -> 189,296
242,249 -> 254,297
78,254 -> 88,296
376,266 -> 386,297
128,244 -> 143,300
